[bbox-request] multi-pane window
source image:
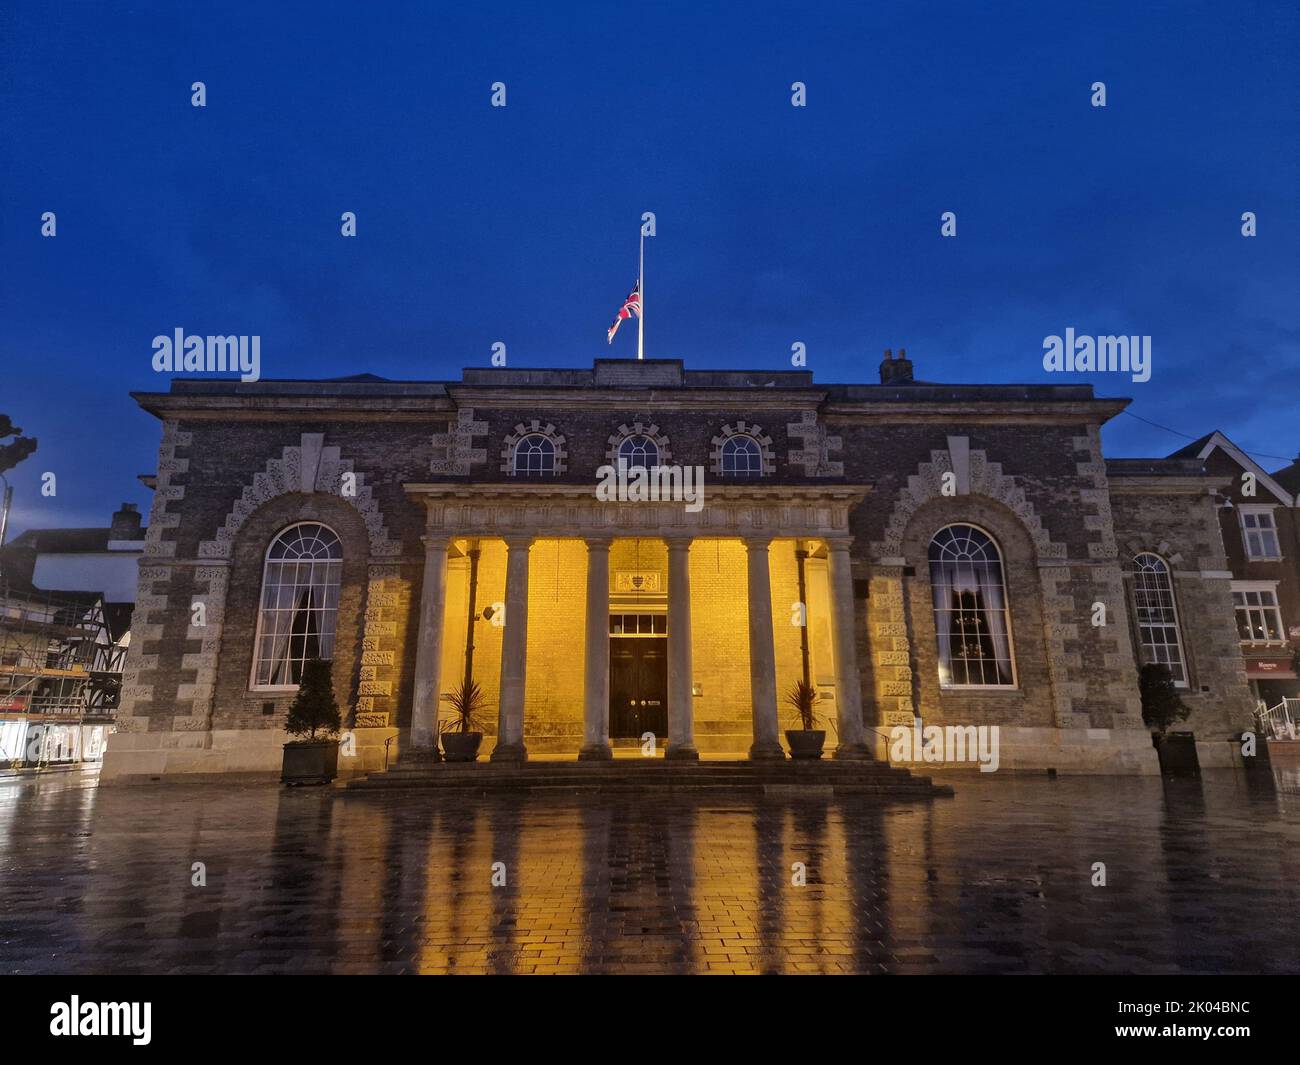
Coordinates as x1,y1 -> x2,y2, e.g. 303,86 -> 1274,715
251,523 -> 342,688
1130,553 -> 1187,686
609,613 -> 667,636
1233,584 -> 1285,643
617,435 -> 659,469
513,433 -> 555,477
1239,507 -> 1281,560
721,435 -> 763,477
928,524 -> 1015,687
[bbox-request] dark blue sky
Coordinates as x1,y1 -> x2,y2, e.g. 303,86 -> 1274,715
2,0 -> 1296,536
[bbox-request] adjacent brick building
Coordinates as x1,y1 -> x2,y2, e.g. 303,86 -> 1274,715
100,355 -> 1257,781
1167,433 -> 1300,712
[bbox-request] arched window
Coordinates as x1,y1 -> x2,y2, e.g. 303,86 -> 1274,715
513,433 -> 555,477
1130,553 -> 1187,686
617,434 -> 659,469
721,435 -> 763,477
251,523 -> 343,688
928,524 -> 1015,687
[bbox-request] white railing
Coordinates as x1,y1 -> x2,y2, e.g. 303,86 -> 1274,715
1258,699 -> 1299,740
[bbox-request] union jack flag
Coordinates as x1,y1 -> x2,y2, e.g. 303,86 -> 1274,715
606,280 -> 641,344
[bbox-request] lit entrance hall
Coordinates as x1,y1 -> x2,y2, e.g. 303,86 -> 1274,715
414,535 -> 870,761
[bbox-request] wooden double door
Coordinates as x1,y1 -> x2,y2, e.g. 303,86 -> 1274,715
609,636 -> 668,739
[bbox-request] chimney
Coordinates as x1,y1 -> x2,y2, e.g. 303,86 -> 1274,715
110,502 -> 143,541
879,347 -> 915,385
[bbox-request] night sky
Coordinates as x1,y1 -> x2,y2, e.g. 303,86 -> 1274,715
2,0 -> 1296,536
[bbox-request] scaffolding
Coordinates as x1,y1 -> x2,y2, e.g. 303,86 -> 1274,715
0,581 -> 127,768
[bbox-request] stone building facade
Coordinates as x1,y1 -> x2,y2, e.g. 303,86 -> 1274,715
100,355 -> 1256,781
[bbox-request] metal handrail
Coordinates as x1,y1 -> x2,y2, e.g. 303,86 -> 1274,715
1257,699 -> 1298,740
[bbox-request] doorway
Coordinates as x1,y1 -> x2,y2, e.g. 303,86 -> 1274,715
609,613 -> 668,739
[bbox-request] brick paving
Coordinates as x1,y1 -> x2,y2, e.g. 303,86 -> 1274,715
0,768 -> 1296,974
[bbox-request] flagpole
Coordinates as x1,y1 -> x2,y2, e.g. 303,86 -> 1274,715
637,227 -> 645,361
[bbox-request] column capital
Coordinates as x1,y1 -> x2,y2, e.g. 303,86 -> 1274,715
823,536 -> 855,553
420,534 -> 452,552
503,534 -> 535,550
742,534 -> 775,549
584,536 -> 614,551
664,535 -> 693,550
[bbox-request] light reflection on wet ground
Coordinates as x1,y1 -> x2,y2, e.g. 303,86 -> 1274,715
0,768 -> 1296,974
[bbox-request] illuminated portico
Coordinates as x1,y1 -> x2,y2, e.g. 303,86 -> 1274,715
404,483 -> 873,762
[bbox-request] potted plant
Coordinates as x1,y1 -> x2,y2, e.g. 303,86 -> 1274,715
281,658 -> 343,785
1140,663 -> 1197,775
783,679 -> 826,759
440,679 -> 488,762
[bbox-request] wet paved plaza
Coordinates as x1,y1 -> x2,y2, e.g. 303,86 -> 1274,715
0,768 -> 1296,974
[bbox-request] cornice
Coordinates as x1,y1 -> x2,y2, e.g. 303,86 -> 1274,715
131,392 -> 456,420
404,482 -> 872,504
404,481 -> 873,539
822,399 -> 1130,423
445,384 -> 829,410
1107,475 -> 1227,495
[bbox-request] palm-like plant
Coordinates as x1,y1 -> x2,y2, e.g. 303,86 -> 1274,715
440,679 -> 489,735
784,679 -> 820,731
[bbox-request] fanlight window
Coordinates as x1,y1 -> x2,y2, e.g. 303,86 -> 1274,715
928,524 -> 1015,687
513,433 -> 556,477
1130,553 -> 1188,686
721,435 -> 763,477
251,523 -> 342,688
617,434 -> 659,469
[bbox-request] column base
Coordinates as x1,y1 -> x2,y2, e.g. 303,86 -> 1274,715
404,745 -> 442,765
664,743 -> 700,761
578,743 -> 613,761
833,742 -> 873,762
490,743 -> 528,764
749,741 -> 787,761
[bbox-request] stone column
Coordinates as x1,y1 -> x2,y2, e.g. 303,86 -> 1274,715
826,538 -> 871,760
579,538 -> 613,761
665,537 -> 699,761
745,536 -> 785,760
491,535 -> 532,763
410,535 -> 450,748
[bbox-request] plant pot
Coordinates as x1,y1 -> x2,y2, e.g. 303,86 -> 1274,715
441,731 -> 484,763
785,729 -> 826,760
1152,731 -> 1199,777
282,740 -> 340,785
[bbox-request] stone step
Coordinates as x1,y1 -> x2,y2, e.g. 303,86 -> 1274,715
345,779 -> 946,798
345,780 -> 935,785
342,758 -> 952,798
375,765 -> 930,775
372,769 -> 921,784
387,759 -> 908,772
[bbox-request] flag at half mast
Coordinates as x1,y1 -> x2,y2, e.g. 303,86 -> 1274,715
606,280 -> 641,345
